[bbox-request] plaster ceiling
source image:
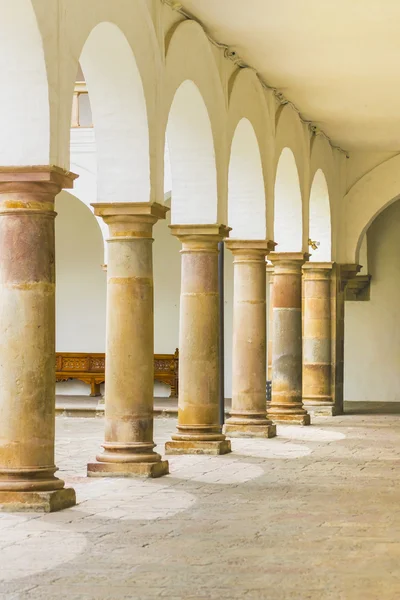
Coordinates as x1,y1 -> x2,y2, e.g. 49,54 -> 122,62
181,0 -> 400,151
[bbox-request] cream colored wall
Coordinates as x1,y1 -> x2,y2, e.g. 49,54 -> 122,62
345,199 -> 400,402
55,191 -> 106,395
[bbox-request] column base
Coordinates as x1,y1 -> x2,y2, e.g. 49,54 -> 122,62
224,422 -> 276,438
0,488 -> 76,513
165,440 -> 231,455
87,460 -> 169,478
268,413 -> 311,426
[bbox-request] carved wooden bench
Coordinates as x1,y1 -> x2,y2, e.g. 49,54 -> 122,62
55,349 -> 179,397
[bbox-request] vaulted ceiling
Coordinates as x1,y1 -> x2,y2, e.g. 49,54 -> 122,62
182,0 -> 400,151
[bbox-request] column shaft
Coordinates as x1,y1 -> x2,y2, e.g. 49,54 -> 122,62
267,252 -> 310,425
87,203 -> 169,478
224,240 -> 276,438
266,264 -> 274,407
302,262 -> 334,415
165,225 -> 231,455
0,166 -> 77,512
331,263 -> 360,415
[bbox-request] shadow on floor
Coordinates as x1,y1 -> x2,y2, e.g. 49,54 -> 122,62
344,401 -> 400,415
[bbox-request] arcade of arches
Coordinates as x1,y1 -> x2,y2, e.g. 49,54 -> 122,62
2,1 -> 400,597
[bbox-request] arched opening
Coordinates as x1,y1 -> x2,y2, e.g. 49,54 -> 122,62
55,192 -> 106,397
0,0 -> 50,164
166,80 -> 218,224
274,148 -> 303,252
228,118 -> 266,239
309,169 -> 331,261
78,22 -> 150,204
345,198 -> 400,407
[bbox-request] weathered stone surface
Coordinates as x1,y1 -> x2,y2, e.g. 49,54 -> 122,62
88,203 -> 169,475
0,167 -> 77,511
302,262 -> 334,414
87,460 -> 169,478
224,240 -> 276,439
267,252 -> 311,425
224,422 -> 276,438
2,412 -> 400,599
0,488 -> 76,513
165,439 -> 231,455
165,225 -> 230,454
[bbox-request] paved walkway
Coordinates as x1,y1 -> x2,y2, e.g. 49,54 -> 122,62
1,409 -> 400,599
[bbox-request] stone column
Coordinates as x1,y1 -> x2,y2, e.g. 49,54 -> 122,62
224,240 -> 276,438
267,252 -> 310,425
302,262 -> 334,416
0,166 -> 77,512
87,203 -> 169,478
266,263 -> 274,408
165,225 -> 231,455
331,263 -> 360,415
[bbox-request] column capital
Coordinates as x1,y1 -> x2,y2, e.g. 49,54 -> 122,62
0,165 -> 78,214
302,261 -> 334,280
269,251 -> 310,264
92,202 -> 169,238
0,165 -> 77,188
225,239 -> 275,257
169,223 -> 230,243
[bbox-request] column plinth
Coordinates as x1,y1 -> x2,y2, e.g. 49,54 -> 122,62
302,262 -> 335,416
165,225 -> 231,455
0,166 -> 77,512
87,203 -> 169,478
267,252 -> 311,425
223,240 -> 276,438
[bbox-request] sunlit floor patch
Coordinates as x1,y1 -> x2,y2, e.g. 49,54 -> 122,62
169,456 -> 264,483
0,529 -> 87,582
277,425 -> 346,442
74,479 -> 196,520
231,438 -> 312,459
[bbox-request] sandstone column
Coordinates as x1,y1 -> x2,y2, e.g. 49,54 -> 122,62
267,252 -> 310,425
331,263 -> 360,415
302,262 -> 334,415
0,166 -> 77,512
266,263 -> 274,409
87,203 -> 169,477
165,225 -> 231,455
224,240 -> 276,438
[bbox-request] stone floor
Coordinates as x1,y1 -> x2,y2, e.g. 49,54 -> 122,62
2,407 -> 400,599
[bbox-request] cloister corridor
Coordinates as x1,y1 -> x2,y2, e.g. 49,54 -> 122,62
1,410 -> 400,600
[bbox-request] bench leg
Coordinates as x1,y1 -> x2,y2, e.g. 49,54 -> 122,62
90,381 -> 101,397
170,381 -> 178,398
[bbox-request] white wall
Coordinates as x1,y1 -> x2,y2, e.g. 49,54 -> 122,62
153,213 -> 180,396
345,198 -> 400,401
55,191 -> 106,395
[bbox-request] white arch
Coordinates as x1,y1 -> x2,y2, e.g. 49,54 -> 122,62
76,22 -> 150,204
164,20 -> 226,225
166,80 -> 218,224
0,0 -> 50,164
228,118 -> 266,239
274,148 -> 303,252
309,169 -> 331,261
343,154 -> 400,263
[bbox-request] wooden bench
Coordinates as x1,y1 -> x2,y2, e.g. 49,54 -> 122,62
55,349 -> 179,397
